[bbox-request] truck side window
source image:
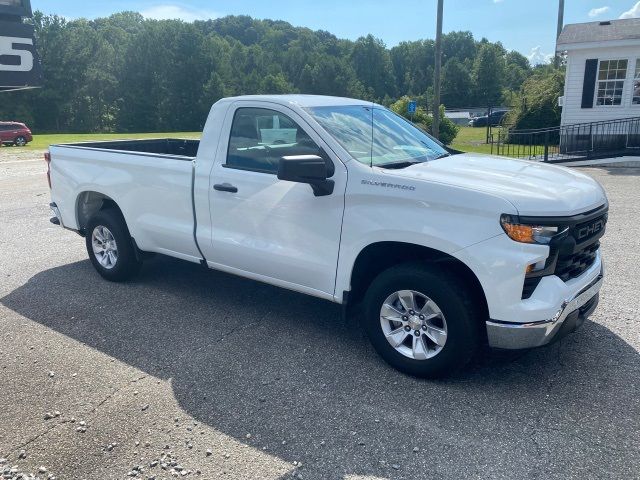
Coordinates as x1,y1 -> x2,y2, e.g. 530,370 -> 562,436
226,107 -> 324,174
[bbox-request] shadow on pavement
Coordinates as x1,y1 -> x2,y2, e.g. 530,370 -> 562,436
2,256 -> 639,478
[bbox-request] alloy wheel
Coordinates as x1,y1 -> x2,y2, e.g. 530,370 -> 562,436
91,225 -> 118,269
379,289 -> 448,360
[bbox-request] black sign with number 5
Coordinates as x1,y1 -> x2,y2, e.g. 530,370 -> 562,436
0,0 -> 43,91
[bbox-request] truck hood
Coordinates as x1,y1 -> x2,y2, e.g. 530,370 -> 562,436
387,153 -> 607,216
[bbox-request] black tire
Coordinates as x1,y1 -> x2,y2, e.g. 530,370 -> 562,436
363,263 -> 481,378
85,208 -> 141,282
14,136 -> 27,147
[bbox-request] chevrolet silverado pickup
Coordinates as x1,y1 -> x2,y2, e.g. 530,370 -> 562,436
47,95 -> 608,377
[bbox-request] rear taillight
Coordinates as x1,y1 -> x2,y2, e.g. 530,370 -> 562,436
44,151 -> 51,188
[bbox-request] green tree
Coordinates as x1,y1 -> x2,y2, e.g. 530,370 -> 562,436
507,70 -> 564,129
472,43 -> 505,107
351,35 -> 397,100
260,73 -> 297,94
503,51 -> 531,93
390,40 -> 434,96
442,31 -> 476,64
505,50 -> 530,70
441,59 -> 473,108
0,14 -> 537,134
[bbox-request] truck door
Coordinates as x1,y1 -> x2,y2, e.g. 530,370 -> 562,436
202,103 -> 347,300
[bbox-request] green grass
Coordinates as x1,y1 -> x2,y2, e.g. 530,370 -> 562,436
450,126 -> 494,155
8,132 -> 202,151
25,129 -> 491,155
450,126 -> 548,158
7,127 -> 539,158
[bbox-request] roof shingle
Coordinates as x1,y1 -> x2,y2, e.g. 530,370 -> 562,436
557,18 -> 640,46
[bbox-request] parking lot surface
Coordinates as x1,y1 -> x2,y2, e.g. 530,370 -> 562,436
1,151 -> 639,479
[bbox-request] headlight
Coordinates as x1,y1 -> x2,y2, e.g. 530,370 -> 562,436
500,214 -> 567,245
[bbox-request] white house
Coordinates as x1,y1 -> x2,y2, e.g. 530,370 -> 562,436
557,18 -> 640,127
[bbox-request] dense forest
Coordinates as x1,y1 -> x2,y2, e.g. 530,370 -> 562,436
0,12 -> 543,133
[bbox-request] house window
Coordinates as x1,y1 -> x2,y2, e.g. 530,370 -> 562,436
633,59 -> 640,105
596,59 -> 627,106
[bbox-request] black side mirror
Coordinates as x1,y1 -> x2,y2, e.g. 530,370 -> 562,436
278,155 -> 334,197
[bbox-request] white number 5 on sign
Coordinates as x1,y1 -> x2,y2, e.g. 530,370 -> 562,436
0,36 -> 34,72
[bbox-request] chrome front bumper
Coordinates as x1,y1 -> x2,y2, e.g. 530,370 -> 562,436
486,273 -> 603,349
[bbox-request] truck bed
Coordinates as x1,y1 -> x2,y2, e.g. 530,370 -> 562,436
49,138 -> 203,263
55,138 -> 200,159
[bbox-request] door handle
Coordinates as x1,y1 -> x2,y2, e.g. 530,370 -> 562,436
213,183 -> 238,193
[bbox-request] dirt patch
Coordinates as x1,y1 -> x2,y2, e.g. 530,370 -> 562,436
0,147 -> 45,163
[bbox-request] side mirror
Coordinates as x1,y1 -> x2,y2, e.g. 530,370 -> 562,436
278,155 -> 334,197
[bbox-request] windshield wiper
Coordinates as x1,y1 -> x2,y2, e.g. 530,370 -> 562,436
376,160 -> 424,169
378,153 -> 450,169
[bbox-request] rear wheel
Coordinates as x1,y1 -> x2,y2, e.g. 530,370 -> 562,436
85,209 -> 141,282
363,263 -> 480,378
14,136 -> 27,147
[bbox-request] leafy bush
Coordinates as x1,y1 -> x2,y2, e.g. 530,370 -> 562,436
389,97 -> 459,145
507,70 -> 564,130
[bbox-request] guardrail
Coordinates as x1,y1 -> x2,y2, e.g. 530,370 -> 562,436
490,116 -> 640,163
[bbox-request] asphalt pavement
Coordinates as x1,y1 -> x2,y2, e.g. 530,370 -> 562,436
1,149 -> 639,479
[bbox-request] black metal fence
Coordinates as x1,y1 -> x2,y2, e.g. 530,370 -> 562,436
490,116 -> 640,163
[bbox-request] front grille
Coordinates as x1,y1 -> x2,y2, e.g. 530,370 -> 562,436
520,207 -> 607,299
555,241 -> 600,281
574,214 -> 607,244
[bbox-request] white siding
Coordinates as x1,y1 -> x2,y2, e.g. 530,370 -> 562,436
561,44 -> 640,126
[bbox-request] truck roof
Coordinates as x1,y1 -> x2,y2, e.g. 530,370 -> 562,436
218,94 -> 376,108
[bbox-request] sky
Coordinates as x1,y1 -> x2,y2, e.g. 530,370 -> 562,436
30,0 -> 640,64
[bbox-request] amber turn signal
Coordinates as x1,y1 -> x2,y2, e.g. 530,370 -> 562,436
502,222 -> 535,243
500,215 -> 563,245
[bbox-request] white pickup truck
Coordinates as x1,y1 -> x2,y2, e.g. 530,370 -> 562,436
47,95 -> 607,377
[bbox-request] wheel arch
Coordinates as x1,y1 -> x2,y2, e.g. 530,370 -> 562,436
348,241 -> 489,323
75,191 -> 125,235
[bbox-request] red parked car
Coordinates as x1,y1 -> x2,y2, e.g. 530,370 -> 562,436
0,121 -> 33,147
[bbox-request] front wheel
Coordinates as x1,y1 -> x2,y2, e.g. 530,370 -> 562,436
363,263 -> 481,378
85,209 -> 141,282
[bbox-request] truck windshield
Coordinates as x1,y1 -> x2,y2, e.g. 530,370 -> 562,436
308,105 -> 449,168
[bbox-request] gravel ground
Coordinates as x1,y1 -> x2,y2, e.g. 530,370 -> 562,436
1,150 -> 639,480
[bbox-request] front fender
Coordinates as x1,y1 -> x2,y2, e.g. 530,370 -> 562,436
335,172 -> 516,301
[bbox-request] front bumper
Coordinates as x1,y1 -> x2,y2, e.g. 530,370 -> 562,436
486,272 -> 603,349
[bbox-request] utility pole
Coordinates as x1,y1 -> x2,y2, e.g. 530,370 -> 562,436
554,0 -> 565,67
432,0 -> 444,140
